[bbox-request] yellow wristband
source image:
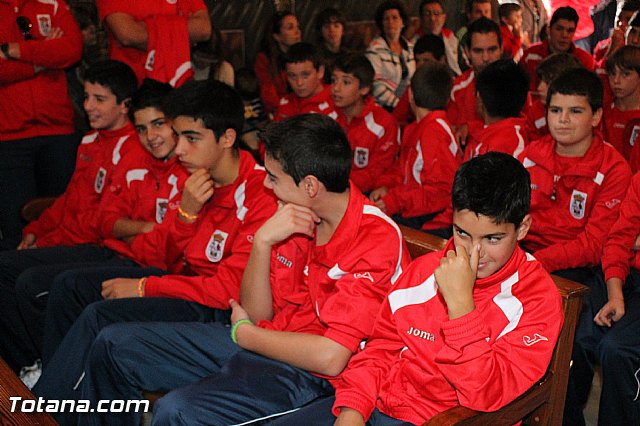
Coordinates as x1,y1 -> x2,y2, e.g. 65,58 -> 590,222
178,206 -> 198,221
137,277 -> 147,297
230,319 -> 253,344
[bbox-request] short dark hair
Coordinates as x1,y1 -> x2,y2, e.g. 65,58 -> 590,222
499,2 -> 521,20
333,53 -> 374,89
606,44 -> 640,75
536,52 -> 584,83
163,80 -> 244,143
466,0 -> 492,14
316,7 -> 346,32
84,59 -> 138,104
129,79 -> 172,121
411,61 -> 452,110
550,6 -> 579,28
419,0 -> 444,15
466,17 -> 502,48
476,59 -> 529,118
284,42 -> 323,69
453,152 -> 530,226
262,114 -> 352,193
546,68 -> 603,112
375,0 -> 409,34
414,34 -> 445,60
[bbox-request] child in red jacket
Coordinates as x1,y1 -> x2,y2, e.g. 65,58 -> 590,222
265,152 -> 563,425
499,2 -> 523,61
329,54 -> 399,193
520,69 -> 632,281
371,61 -> 461,231
465,58 -> 529,159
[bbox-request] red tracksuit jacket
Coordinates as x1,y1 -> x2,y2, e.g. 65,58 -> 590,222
96,0 -> 205,84
377,111 -> 461,227
101,153 -> 188,255
254,52 -> 289,115
259,184 -> 411,384
500,23 -> 522,60
333,240 -> 563,425
520,134 -> 631,272
602,102 -> 640,160
132,150 -> 278,309
331,97 -> 400,193
465,117 -> 529,160
23,123 -> 140,247
522,99 -> 548,142
602,172 -> 640,282
0,0 -> 82,141
274,85 -> 335,122
447,69 -> 482,129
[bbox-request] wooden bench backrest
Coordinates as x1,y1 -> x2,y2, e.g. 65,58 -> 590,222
398,226 -> 589,426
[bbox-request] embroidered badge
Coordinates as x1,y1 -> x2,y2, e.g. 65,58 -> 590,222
354,147 -> 369,168
570,190 -> 588,220
36,14 -> 51,36
630,125 -> 640,148
94,167 -> 107,193
145,50 -> 156,71
156,198 -> 168,224
205,230 -> 228,263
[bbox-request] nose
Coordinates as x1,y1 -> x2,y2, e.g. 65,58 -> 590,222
175,135 -> 187,156
84,97 -> 94,111
263,174 -> 272,189
559,109 -> 570,123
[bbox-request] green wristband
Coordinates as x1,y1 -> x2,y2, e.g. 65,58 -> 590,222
230,319 -> 253,344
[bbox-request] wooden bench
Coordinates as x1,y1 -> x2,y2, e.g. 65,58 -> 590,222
399,225 -> 589,426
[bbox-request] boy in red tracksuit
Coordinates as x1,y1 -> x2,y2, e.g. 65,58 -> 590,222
447,17 -> 502,147
522,52 -> 584,142
329,54 -> 399,193
602,45 -> 640,160
520,69 -> 632,280
371,61 -> 460,231
465,59 -> 529,160
274,42 -> 335,122
267,152 -> 563,425
499,2 -> 523,61
0,60 -> 140,375
96,0 -> 210,84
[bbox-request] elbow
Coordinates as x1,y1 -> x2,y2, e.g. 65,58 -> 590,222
189,19 -> 211,43
316,351 -> 350,377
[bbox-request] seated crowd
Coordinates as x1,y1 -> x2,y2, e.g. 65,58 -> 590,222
2,1 -> 640,425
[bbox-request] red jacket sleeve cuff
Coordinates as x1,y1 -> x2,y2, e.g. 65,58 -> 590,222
332,392 -> 375,422
440,309 -> 487,349
143,276 -> 162,297
604,265 -> 628,283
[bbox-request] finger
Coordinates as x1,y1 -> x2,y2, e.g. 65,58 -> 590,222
229,298 -> 239,309
469,244 -> 480,274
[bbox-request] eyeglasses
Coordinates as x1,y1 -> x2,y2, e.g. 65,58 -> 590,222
422,11 -> 445,17
16,16 -> 34,40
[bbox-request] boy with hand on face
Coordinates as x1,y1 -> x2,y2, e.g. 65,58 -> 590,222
520,69 -> 631,281
265,152 -> 563,426
329,54 -> 399,193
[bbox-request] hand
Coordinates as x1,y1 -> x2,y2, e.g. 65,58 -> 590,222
334,407 -> 365,426
45,27 -> 64,40
512,20 -> 522,37
140,221 -> 156,234
454,124 -> 469,148
434,244 -> 479,320
17,233 -> 37,250
101,278 -> 140,299
254,202 -> 320,247
179,169 -> 215,218
594,297 -> 625,327
373,197 -> 387,213
633,233 -> 640,251
229,298 -> 250,324
369,187 -> 388,202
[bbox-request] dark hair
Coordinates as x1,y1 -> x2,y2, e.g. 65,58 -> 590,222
414,34 -> 445,60
550,6 -> 579,28
316,7 -> 346,32
453,152 -> 530,226
374,1 -> 409,35
262,114 -> 351,192
71,6 -> 95,30
84,60 -> 138,104
129,78 -> 172,121
476,59 -> 529,118
622,0 -> 640,12
499,2 -> 521,20
466,17 -> 502,48
332,53 -> 374,89
260,11 -> 297,80
411,61 -> 451,110
546,68 -> 603,112
536,52 -> 584,83
163,80 -> 244,143
419,0 -> 444,15
606,44 -> 640,74
235,67 -> 260,99
284,42 -> 323,69
191,27 -> 225,79
466,0 -> 492,15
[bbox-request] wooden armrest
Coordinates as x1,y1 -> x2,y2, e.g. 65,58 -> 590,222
21,197 -> 57,222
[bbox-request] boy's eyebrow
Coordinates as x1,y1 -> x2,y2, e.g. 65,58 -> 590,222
453,224 -> 507,238
264,167 -> 277,179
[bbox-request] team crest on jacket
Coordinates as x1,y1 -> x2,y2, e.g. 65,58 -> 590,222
94,167 -> 107,193
36,15 -> 51,36
570,190 -> 587,220
156,198 -> 169,223
354,147 -> 369,168
206,230 -> 228,262
630,125 -> 640,148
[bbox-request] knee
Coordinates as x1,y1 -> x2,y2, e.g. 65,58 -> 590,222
597,334 -> 624,365
152,389 -> 193,426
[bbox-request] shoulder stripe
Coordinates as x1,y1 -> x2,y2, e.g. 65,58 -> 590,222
363,204 -> 405,284
112,135 -> 129,165
169,61 -> 192,87
388,274 -> 437,314
81,132 -> 99,145
522,157 -> 535,168
450,70 -> 475,100
513,125 -> 525,159
412,140 -> 424,185
494,271 -> 523,340
126,169 -> 148,187
436,118 -> 458,156
365,112 -> 385,138
327,264 -> 348,280
594,171 -> 605,186
234,181 -> 248,221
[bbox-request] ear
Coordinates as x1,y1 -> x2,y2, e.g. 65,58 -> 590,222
592,107 -> 603,128
359,85 -> 371,98
317,65 -> 325,81
120,98 -> 132,114
516,214 -> 532,241
300,175 -> 321,198
219,128 -> 237,149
